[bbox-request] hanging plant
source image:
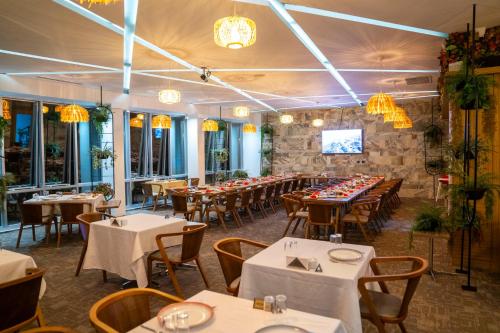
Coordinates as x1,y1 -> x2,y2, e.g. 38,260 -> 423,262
213,148 -> 229,163
94,182 -> 114,201
261,167 -> 271,177
91,145 -> 116,169
91,105 -> 111,134
0,116 -> 8,146
215,170 -> 228,182
446,63 -> 493,110
217,120 -> 227,132
0,173 -> 15,211
232,169 -> 248,179
425,158 -> 447,173
45,143 -> 62,159
261,123 -> 273,135
424,125 -> 443,146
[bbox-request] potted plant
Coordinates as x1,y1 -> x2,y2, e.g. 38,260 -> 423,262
215,170 -> 227,182
449,174 -> 500,218
0,173 -> 14,211
213,148 -> 229,163
262,148 -> 272,160
45,143 -> 62,159
261,167 -> 271,177
261,123 -> 273,135
425,158 -> 447,173
232,169 -> 248,179
217,120 -> 227,132
91,145 -> 116,170
446,63 -> 492,110
94,182 -> 114,201
91,105 -> 111,134
409,204 -> 451,248
424,125 -> 443,146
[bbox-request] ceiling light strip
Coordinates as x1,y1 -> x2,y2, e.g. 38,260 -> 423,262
52,0 -> 276,111
123,0 -> 139,93
3,70 -> 118,76
264,0 -> 362,105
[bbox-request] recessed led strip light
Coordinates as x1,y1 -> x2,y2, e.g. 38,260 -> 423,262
264,0 -> 362,105
123,0 -> 139,94
52,0 -> 276,112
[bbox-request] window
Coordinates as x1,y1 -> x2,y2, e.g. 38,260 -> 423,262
170,116 -> 186,176
152,126 -> 169,176
43,104 -> 66,185
230,122 -> 242,171
129,112 -> 144,177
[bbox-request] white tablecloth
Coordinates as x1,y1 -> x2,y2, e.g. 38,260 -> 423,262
238,237 -> 376,333
83,213 -> 188,287
0,250 -> 46,299
24,194 -> 104,213
129,290 -> 347,333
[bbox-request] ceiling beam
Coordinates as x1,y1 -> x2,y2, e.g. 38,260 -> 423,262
123,0 -> 139,94
52,0 -> 276,112
264,0 -> 362,105
236,0 -> 448,38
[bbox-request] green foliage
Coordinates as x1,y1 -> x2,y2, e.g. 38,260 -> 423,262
45,143 -> 62,159
94,182 -> 114,201
217,120 -> 227,132
91,145 -> 116,170
446,63 -> 493,110
261,167 -> 271,176
91,106 -> 111,134
215,170 -> 228,182
409,204 -> 451,248
213,148 -> 229,163
262,148 -> 272,160
261,123 -> 273,135
232,169 -> 248,179
425,159 -> 447,173
0,173 -> 15,211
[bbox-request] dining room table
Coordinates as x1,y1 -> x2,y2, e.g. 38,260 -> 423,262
23,193 -> 105,215
0,249 -> 46,299
129,290 -> 348,333
145,179 -> 188,193
238,237 -> 377,333
82,213 -> 199,288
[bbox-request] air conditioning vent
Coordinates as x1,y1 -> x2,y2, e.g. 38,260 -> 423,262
405,76 -> 432,85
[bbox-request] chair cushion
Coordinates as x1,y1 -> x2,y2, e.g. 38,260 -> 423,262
359,290 -> 402,318
289,211 -> 308,218
342,213 -> 369,223
148,245 -> 183,263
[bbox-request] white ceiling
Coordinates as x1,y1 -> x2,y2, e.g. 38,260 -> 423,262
0,0 -> 499,112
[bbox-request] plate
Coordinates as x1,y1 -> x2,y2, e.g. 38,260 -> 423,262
328,248 -> 363,262
40,196 -> 57,201
157,302 -> 213,329
255,324 -> 310,332
47,194 -> 60,198
71,195 -> 88,199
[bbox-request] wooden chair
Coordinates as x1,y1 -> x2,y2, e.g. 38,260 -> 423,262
235,188 -> 254,222
170,191 -> 202,221
141,183 -> 162,211
205,191 -> 241,231
213,238 -> 268,296
58,203 -> 86,247
261,183 -> 276,213
23,327 -> 77,333
146,225 -> 209,298
304,201 -> 334,239
89,288 -> 183,333
96,199 -> 121,215
189,178 -> 200,187
0,268 -> 46,333
273,181 -> 284,206
281,194 -> 308,237
16,204 -> 55,248
251,187 -> 266,218
342,199 -> 379,242
358,256 -> 428,333
75,212 -> 110,282
290,178 -> 299,192
282,180 -> 292,195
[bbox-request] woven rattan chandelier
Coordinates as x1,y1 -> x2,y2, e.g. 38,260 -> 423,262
158,89 -> 181,104
366,92 -> 396,115
42,106 -> 49,114
152,115 -> 172,129
202,119 -> 218,132
280,114 -> 293,124
393,114 -> 413,129
55,105 -> 65,113
242,122 -> 257,133
2,100 -> 11,120
79,0 -> 120,7
233,106 -> 250,118
60,104 -> 89,123
214,16 -> 256,49
130,116 -> 143,128
383,106 -> 407,123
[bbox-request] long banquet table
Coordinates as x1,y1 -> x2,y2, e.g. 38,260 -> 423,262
129,290 -> 348,333
238,237 -> 376,333
83,213 -> 196,287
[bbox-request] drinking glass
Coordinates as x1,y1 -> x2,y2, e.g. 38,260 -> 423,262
162,313 -> 178,332
33,193 -> 39,200
335,233 -> 343,247
43,190 -> 49,196
275,295 -> 287,314
72,189 -> 77,195
176,311 -> 190,332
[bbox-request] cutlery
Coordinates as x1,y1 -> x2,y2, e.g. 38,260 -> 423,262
140,324 -> 156,333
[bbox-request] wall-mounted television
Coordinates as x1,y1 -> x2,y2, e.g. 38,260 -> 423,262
321,129 -> 363,154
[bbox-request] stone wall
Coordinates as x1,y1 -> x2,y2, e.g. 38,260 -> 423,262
265,98 -> 444,198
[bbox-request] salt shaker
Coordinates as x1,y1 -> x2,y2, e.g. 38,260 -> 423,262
263,295 -> 275,312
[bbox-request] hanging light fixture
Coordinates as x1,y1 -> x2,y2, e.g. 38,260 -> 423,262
233,106 -> 250,118
280,114 -> 293,124
393,114 -> 413,129
152,115 -> 172,129
60,104 -> 89,123
130,116 -> 143,128
158,89 -> 181,104
79,0 -> 120,7
137,113 -> 144,120
366,92 -> 396,115
312,118 -> 324,127
242,122 -> 257,134
42,106 -> 49,114
202,119 -> 219,132
55,105 -> 65,113
383,106 -> 407,123
214,16 -> 257,49
2,100 -> 11,120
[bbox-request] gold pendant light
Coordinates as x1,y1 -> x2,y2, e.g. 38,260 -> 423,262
383,106 -> 407,123
42,106 -> 49,114
242,122 -> 256,133
280,114 -> 293,124
393,114 -> 413,129
2,100 -> 11,120
312,118 -> 324,127
152,115 -> 172,129
214,16 -> 257,49
130,116 -> 143,128
60,104 -> 89,123
233,106 -> 250,118
158,89 -> 181,104
202,119 -> 219,132
55,105 -> 65,113
79,0 -> 120,7
366,92 -> 396,115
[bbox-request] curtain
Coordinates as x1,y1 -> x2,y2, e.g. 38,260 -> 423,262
63,123 -> 77,184
157,128 -> 169,176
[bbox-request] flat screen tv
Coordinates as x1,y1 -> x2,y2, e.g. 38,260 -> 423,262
321,129 -> 363,154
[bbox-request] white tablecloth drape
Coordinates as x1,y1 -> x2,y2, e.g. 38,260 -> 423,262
0,250 -> 46,299
238,237 -> 376,333
129,290 -> 347,333
83,213 -> 188,287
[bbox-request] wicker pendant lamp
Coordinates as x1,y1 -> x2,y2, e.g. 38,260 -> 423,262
202,119 -> 218,132
242,122 -> 256,133
152,115 -> 172,129
214,16 -> 256,49
60,104 -> 89,123
79,0 -> 120,7
2,100 -> 11,120
383,106 -> 407,123
393,114 -> 413,129
366,92 -> 396,115
130,116 -> 143,128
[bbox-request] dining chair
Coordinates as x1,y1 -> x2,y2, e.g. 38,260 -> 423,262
290,178 -> 299,192
75,212 -> 111,282
89,288 -> 183,333
23,327 -> 77,333
235,188 -> 255,222
273,181 -> 284,207
251,186 -> 267,218
261,183 -> 276,213
17,204 -> 55,248
304,201 -> 334,239
96,199 -> 121,215
147,225 -> 209,298
358,256 -> 428,333
0,268 -> 46,333
170,191 -> 202,221
58,202 -> 86,247
281,194 -> 308,237
281,180 -> 292,195
189,177 -> 200,186
205,191 -> 241,231
213,238 -> 268,296
141,183 -> 162,211
341,199 -> 379,242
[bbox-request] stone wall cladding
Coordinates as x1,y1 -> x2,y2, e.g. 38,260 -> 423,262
266,98 -> 443,198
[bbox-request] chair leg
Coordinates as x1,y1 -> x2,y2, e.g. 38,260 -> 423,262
32,224 -> 36,241
16,224 -> 24,248
282,216 -> 296,237
75,243 -> 88,276
102,270 -> 108,282
292,218 -> 302,234
268,200 -> 276,213
166,262 -> 185,298
231,210 -> 242,227
146,256 -> 153,286
141,197 -> 146,209
195,258 -> 210,288
57,223 -> 63,248
246,206 -> 255,222
153,196 -> 158,211
304,223 -> 310,239
358,223 -> 372,242
218,212 -> 228,231
398,322 -> 407,333
35,306 -> 46,327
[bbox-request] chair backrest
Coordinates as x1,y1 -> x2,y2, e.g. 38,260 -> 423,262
59,203 -> 86,223
273,182 -> 283,197
20,204 -> 45,225
239,189 -> 252,206
297,178 -> 306,190
282,180 -> 292,194
290,179 -> 299,192
224,191 -> 238,210
76,213 -> 108,242
142,183 -> 153,196
180,225 -> 207,261
171,192 -> 188,213
212,238 -> 245,288
190,178 -> 200,186
282,194 -> 300,216
306,202 -> 333,225
264,184 -> 275,199
0,269 -> 44,331
252,187 -> 264,203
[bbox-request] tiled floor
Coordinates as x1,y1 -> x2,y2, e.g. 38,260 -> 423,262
1,198 -> 499,332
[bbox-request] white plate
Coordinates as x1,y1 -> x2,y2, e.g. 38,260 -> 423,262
157,302 -> 213,329
255,324 -> 310,332
71,195 -> 88,199
40,196 -> 57,201
328,248 -> 363,262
